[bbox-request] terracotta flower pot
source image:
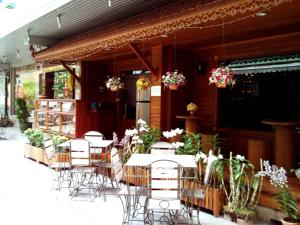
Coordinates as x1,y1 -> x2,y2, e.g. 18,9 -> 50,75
167,84 -> 179,90
216,82 -> 226,88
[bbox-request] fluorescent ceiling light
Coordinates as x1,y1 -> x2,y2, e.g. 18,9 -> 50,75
57,15 -> 61,29
256,12 -> 267,17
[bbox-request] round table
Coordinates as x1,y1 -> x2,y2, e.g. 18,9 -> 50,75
262,119 -> 299,169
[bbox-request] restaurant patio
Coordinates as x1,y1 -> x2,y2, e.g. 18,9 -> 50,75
0,125 -> 271,225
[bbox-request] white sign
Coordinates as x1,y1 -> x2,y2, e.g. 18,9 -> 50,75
151,86 -> 161,96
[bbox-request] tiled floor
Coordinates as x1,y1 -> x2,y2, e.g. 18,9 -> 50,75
0,125 -> 272,225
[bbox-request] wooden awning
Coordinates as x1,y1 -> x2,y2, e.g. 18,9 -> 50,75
34,0 -> 289,63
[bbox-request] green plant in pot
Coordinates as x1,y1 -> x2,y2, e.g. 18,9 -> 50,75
220,153 -> 264,224
24,128 -> 44,148
15,97 -> 30,132
260,161 -> 300,225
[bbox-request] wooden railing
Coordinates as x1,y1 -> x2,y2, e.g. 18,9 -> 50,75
34,99 -> 76,138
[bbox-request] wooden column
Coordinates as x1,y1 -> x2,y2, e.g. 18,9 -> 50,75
150,45 -> 165,129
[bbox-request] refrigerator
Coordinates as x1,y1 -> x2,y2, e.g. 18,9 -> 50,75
136,86 -> 150,125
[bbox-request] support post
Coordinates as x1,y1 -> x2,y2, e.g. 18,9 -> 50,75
128,43 -> 157,80
58,60 -> 80,83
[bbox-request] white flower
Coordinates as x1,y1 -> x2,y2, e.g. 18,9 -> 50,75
235,154 -> 245,161
174,128 -> 183,134
139,126 -> 148,132
137,119 -> 147,125
171,142 -> 184,149
218,154 -> 223,159
125,128 -> 138,137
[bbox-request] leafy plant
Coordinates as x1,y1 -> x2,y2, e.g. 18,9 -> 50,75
275,186 -> 299,221
260,161 -> 300,222
22,80 -> 36,110
24,128 -> 44,148
15,97 -> 30,124
222,153 -> 263,219
176,132 -> 201,155
51,134 -> 68,152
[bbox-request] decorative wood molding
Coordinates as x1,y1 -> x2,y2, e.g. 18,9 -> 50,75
34,0 -> 291,63
58,60 -> 80,83
128,43 -> 157,80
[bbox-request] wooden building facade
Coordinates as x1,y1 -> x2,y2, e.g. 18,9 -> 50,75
33,0 -> 300,211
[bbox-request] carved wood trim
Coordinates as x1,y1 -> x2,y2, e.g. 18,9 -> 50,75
34,0 -> 290,63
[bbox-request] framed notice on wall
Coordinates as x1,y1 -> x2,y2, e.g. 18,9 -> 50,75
151,86 -> 161,96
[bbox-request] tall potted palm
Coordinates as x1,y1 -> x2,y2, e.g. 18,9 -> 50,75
15,97 -> 30,132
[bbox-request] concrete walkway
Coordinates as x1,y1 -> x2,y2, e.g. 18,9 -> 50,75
0,126 -> 270,225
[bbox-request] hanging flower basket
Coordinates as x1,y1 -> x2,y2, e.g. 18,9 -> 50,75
136,75 -> 150,90
162,70 -> 186,90
105,76 -> 124,92
167,84 -> 179,90
209,66 -> 235,88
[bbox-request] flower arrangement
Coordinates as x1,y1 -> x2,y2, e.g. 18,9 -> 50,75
259,161 -> 300,224
105,76 -> 124,91
162,70 -> 186,90
209,66 -> 235,88
136,75 -> 150,90
187,102 -> 198,115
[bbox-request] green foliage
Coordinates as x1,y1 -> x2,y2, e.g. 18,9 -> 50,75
51,134 -> 68,152
53,71 -> 68,98
22,80 -> 36,110
176,132 -> 201,155
210,133 -> 224,153
24,128 -> 44,148
15,97 -> 30,124
275,186 -> 300,221
140,127 -> 161,152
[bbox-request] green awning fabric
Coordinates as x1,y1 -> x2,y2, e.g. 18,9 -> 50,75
228,55 -> 300,74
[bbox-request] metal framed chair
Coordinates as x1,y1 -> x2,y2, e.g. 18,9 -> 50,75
102,147 -> 149,224
44,135 -> 71,191
181,159 -> 214,225
147,141 -> 176,155
68,138 -> 97,200
83,131 -> 105,165
145,159 -> 186,225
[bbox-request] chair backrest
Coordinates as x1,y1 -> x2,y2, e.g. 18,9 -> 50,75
44,135 -> 55,162
149,141 -> 176,155
83,131 -> 105,153
110,147 -> 123,184
70,139 -> 91,166
148,160 -> 182,200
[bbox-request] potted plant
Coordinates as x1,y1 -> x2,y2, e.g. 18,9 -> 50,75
209,65 -> 235,88
220,153 -> 264,223
161,70 -> 186,90
136,75 -> 150,90
260,161 -> 300,225
105,76 -> 124,92
15,97 -> 30,132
